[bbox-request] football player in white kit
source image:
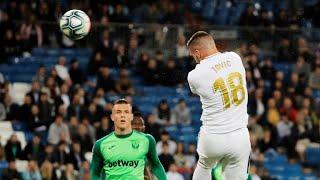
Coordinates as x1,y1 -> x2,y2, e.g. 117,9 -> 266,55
187,31 -> 251,180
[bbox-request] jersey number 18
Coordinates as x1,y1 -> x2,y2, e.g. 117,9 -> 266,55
213,72 -> 245,109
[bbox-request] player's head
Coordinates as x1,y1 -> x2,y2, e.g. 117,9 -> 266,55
132,112 -> 145,132
111,99 -> 133,132
186,31 -> 218,63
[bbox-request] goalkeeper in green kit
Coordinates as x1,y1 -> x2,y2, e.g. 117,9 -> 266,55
90,99 -> 167,180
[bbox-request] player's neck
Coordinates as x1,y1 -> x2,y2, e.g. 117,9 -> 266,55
114,128 -> 133,137
200,49 -> 220,62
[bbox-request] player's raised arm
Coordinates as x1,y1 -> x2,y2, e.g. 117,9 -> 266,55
146,134 -> 167,180
90,141 -> 104,180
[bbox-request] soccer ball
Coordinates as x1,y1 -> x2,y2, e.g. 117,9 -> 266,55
59,9 -> 91,40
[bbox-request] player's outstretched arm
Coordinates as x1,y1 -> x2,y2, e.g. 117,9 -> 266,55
90,141 -> 104,180
146,134 -> 167,180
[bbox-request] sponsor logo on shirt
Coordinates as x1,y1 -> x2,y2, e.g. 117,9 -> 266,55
106,160 -> 139,168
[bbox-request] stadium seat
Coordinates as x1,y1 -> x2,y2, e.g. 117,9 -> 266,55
305,147 -> 320,166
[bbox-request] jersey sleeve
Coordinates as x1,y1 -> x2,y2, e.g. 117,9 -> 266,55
187,71 -> 197,94
90,140 -> 104,180
146,134 -> 167,180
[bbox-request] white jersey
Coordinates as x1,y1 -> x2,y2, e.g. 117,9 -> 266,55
187,51 -> 248,133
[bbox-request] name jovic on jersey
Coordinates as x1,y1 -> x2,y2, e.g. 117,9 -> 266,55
187,52 -> 249,134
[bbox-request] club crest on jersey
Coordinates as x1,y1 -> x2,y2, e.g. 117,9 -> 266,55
131,141 -> 139,149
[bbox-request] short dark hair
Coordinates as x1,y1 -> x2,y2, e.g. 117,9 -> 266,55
114,99 -> 130,105
186,31 -> 210,47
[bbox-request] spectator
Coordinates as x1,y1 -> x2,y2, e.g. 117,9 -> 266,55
20,14 -> 43,49
69,141 -> 85,170
79,161 -> 90,180
39,144 -> 55,165
109,4 -> 130,22
277,113 -> 293,143
42,76 -> 59,101
277,38 -> 294,62
171,99 -> 191,125
97,30 -> 113,60
248,116 -> 264,140
145,113 -> 162,141
128,36 -> 140,65
82,117 -> 97,143
53,141 -> 70,166
158,142 -> 175,172
2,160 -> 20,180
69,59 -> 85,85
40,160 -> 53,180
96,116 -> 112,140
156,131 -> 177,155
280,97 -> 297,122
258,10 -> 271,27
32,65 -> 46,86
109,42 -> 130,68
28,105 -> 47,132
55,83 -> 70,109
63,163 -> 80,180
239,5 -> 259,26
144,59 -> 161,85
19,94 -> 33,121
115,69 -> 135,95
21,160 -> 42,180
258,128 -> 277,153
154,99 -> 171,125
84,102 -> 104,124
74,124 -> 93,153
248,88 -> 265,122
176,35 -> 189,58
47,115 -> 71,145
5,134 -> 22,161
274,10 -> 290,27
309,65 -> 320,90
27,81 -> 41,104
55,56 -> 71,82
67,94 -> 85,120
94,88 -> 107,107
185,144 -> 197,169
162,59 -> 183,86
24,134 -> 45,161
0,100 -> 6,121
166,163 -> 184,180
174,142 -> 191,176
260,58 -> 276,83
97,66 -> 116,94
0,29 -> 20,61
38,92 -> 54,127
266,98 -> 280,127
292,56 -> 311,79
88,51 -> 105,75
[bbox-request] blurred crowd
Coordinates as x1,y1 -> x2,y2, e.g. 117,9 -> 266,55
0,0 -> 320,180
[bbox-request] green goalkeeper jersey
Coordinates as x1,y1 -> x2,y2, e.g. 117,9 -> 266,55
90,130 -> 167,180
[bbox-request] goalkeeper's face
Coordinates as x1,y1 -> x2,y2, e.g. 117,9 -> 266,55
111,104 -> 133,131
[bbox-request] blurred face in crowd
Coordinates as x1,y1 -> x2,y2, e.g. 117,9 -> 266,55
169,164 -> 178,172
188,144 -> 196,154
275,71 -> 284,81
55,116 -> 63,126
38,66 -> 46,76
33,135 -> 41,145
9,161 -> 16,170
177,143 -> 184,153
101,117 -> 109,128
148,59 -> 157,69
24,95 -> 32,105
69,116 -> 78,126
28,160 -> 37,172
40,93 -> 48,102
3,93 -> 11,105
101,67 -> 110,77
178,36 -> 186,46
283,97 -> 292,109
32,81 -> 40,92
291,73 -> 299,84
132,116 -> 145,132
46,76 -> 55,87
178,101 -> 186,110
58,56 -> 67,66
161,133 -> 170,142
31,105 -> 39,115
111,103 -> 133,132
78,124 -> 88,135
72,142 -> 81,153
45,145 -> 53,154
147,114 -> 157,124
267,98 -> 276,109
10,134 -> 18,143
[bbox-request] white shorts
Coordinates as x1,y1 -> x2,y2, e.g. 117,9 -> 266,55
197,127 -> 251,180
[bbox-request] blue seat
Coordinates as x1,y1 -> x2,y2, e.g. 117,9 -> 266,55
305,147 -> 320,166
